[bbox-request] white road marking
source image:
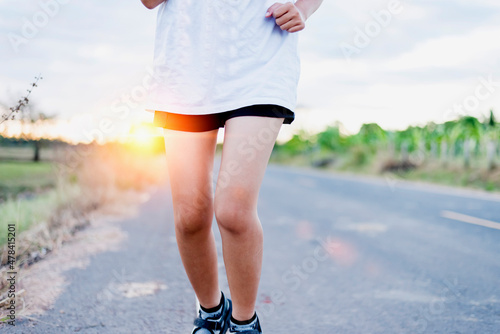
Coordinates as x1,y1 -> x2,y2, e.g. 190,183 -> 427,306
440,210 -> 500,231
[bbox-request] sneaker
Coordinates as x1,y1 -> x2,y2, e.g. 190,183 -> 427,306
191,291 -> 232,334
228,313 -> 262,334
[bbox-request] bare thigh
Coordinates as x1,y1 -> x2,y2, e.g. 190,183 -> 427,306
214,116 -> 284,219
163,128 -> 219,228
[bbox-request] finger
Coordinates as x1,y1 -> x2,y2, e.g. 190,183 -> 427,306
287,23 -> 305,33
275,11 -> 295,26
280,19 -> 298,31
265,3 -> 282,17
273,2 -> 293,19
276,6 -> 303,25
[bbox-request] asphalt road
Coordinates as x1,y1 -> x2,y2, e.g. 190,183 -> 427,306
6,159 -> 500,333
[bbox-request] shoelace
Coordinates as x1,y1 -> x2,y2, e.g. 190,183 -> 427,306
192,295 -> 230,334
229,321 -> 261,334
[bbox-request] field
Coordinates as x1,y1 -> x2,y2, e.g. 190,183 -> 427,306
0,143 -> 167,250
270,115 -> 500,193
0,146 -> 57,161
0,145 -> 63,246
0,146 -> 68,248
0,161 -> 56,200
0,187 -> 77,247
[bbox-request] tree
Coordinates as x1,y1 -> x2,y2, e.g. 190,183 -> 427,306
1,75 -> 42,125
487,109 -> 496,127
315,125 -> 348,152
0,75 -> 52,162
19,104 -> 57,162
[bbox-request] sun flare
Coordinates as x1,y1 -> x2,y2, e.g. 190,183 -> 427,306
127,123 -> 164,153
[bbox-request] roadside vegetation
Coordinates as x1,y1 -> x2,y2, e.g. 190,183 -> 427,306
0,77 -> 169,320
0,133 -> 167,318
271,111 -> 500,192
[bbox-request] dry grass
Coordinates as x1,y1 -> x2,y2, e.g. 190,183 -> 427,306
0,142 -> 167,321
0,195 -> 137,322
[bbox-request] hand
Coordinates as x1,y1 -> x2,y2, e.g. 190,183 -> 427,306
265,2 -> 306,33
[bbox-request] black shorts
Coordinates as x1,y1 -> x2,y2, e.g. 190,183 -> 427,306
153,104 -> 295,132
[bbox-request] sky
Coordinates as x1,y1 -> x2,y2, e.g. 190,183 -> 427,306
1,0 -> 500,143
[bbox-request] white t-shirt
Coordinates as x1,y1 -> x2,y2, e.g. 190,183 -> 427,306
146,0 -> 301,115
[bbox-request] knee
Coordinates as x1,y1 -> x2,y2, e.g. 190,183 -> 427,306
174,200 -> 213,236
214,191 -> 257,235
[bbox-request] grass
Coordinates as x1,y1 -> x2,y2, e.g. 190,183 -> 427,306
0,160 -> 61,247
393,162 -> 500,192
0,142 -> 168,321
0,146 -> 56,161
0,141 -> 166,271
0,161 -> 56,199
0,186 -> 79,247
0,143 -> 167,251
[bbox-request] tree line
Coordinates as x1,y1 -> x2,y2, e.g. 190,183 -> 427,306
275,110 -> 499,171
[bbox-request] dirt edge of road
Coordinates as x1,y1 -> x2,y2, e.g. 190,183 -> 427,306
0,188 -> 153,326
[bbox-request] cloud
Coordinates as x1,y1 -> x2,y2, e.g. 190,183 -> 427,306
385,26 -> 500,71
1,0 -> 500,142
0,0 -> 156,121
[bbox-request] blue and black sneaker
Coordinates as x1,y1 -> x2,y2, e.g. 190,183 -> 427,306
228,312 -> 262,334
191,291 -> 232,334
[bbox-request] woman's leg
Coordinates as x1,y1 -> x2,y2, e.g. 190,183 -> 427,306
163,128 -> 221,309
214,116 -> 285,321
